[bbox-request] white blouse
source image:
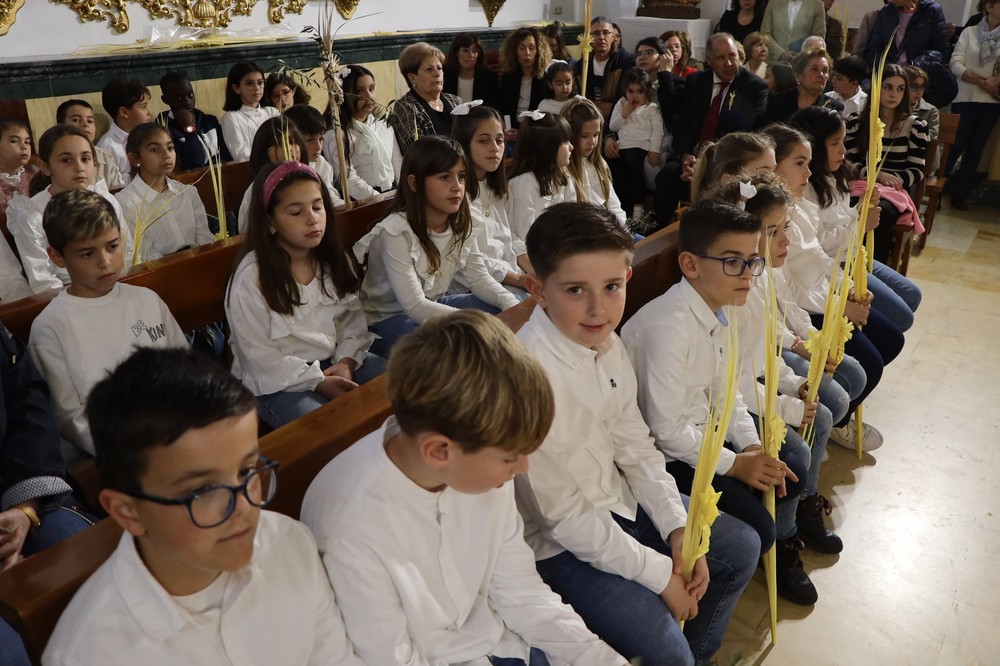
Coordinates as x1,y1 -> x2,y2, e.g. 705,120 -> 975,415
225,251 -> 374,396
465,180 -> 520,283
783,198 -> 848,315
115,176 -> 214,263
580,161 -> 627,226
507,172 -> 576,257
328,116 -> 401,192
221,105 -> 280,163
353,212 -> 519,325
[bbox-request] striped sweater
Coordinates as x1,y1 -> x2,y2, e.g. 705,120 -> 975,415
844,114 -> 930,190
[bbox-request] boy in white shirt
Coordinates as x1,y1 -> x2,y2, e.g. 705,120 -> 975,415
827,55 -> 869,118
43,347 -> 363,666
96,78 -> 153,184
27,190 -> 187,456
302,310 -> 626,666
515,202 -> 758,665
621,199 -> 814,605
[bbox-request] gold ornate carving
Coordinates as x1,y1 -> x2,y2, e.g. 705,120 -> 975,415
332,0 -> 357,20
52,0 -> 310,33
479,0 -> 505,27
0,0 -> 26,36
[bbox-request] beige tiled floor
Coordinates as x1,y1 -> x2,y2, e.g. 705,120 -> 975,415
715,203 -> 1000,666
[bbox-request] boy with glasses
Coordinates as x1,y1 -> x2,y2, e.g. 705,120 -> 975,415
906,65 -> 941,141
43,347 -> 363,665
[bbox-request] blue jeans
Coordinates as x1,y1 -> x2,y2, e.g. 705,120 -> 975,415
868,261 -> 921,333
369,295 -> 500,357
536,503 -> 758,665
781,351 -> 862,427
489,649 -> 550,665
947,102 -> 1000,194
0,620 -> 29,666
21,505 -> 94,557
257,352 -> 387,429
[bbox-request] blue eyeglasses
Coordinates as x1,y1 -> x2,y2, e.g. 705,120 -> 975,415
125,457 -> 279,528
692,253 -> 766,276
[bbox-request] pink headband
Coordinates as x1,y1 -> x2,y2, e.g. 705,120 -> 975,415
262,161 -> 320,209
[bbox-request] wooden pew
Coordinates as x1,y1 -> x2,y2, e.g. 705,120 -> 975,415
0,224 -> 682,665
174,160 -> 253,220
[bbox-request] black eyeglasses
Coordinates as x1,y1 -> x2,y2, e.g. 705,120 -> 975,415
126,457 -> 279,528
693,253 -> 766,276
635,49 -> 658,58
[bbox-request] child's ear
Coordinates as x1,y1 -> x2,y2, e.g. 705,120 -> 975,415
100,489 -> 148,537
117,106 -> 129,122
46,246 -> 67,269
39,160 -> 52,177
406,174 -> 417,193
624,265 -> 634,284
417,431 -> 453,471
525,274 -> 546,307
678,250 -> 700,279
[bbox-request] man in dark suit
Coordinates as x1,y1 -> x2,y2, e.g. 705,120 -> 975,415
653,33 -> 768,227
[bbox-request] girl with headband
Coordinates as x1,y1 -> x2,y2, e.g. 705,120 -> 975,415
226,160 -> 384,429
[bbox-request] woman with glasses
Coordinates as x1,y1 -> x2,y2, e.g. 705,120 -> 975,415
443,32 -> 500,107
659,30 -> 699,78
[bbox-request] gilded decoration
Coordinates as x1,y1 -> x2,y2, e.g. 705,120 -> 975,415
50,0 -> 309,33
0,0 -> 26,36
479,0 -> 504,27
332,0 -> 358,20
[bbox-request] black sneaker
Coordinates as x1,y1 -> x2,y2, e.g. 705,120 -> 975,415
775,537 -> 818,606
796,494 -> 844,554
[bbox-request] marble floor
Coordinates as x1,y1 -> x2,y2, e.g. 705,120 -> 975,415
715,203 -> 1000,666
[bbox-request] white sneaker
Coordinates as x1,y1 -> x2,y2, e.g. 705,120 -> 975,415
830,421 -> 884,452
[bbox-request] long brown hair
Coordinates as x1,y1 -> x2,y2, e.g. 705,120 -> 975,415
30,125 -> 94,196
855,63 -> 913,152
510,113 -> 572,197
561,98 -> 613,206
691,132 -> 775,202
499,27 -> 551,78
451,105 -> 508,200
394,136 -> 472,275
235,162 -> 360,316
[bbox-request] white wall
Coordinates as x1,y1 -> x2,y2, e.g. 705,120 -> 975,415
0,0 -> 548,61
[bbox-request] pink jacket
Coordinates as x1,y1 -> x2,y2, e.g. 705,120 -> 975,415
849,180 -> 926,235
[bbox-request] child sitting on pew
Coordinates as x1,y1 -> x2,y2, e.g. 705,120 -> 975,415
514,202 -> 758,665
221,61 -> 279,163
115,123 -> 214,264
43,347 -> 364,666
56,99 -> 125,189
27,190 -> 186,457
237,116 -> 311,233
302,310 -> 627,666
282,104 -> 378,205
0,119 -> 36,212
331,65 -> 401,193
621,200 -> 812,602
561,98 -> 627,225
155,70 -> 232,172
354,135 -> 518,356
96,78 -> 153,185
7,125 -> 133,294
226,161 -> 384,430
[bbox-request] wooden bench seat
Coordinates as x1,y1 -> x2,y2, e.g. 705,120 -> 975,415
0,223 -> 683,665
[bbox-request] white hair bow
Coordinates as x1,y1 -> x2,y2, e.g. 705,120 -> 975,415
546,59 -> 568,70
337,67 -> 352,81
518,110 -> 546,122
737,180 -> 758,210
450,99 -> 484,116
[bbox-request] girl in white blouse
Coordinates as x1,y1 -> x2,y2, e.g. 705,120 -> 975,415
561,98 -> 627,226
115,123 -> 214,265
506,111 -> 575,262
354,136 -> 519,356
226,160 -> 383,429
608,68 -> 664,219
451,103 -> 527,296
221,62 -> 280,163
326,65 -> 401,193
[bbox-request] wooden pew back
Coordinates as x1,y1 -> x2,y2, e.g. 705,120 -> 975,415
173,160 -> 254,220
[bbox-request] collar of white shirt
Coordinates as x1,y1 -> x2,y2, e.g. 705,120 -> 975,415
527,303 -> 616,370
375,416 -> 446,508
130,174 -> 182,200
112,524 -> 259,641
678,277 -> 729,333
105,123 -> 129,145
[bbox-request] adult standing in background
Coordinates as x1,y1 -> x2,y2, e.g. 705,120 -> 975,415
716,0 -> 766,46
575,16 -> 636,119
443,33 -> 500,107
863,0 -> 949,67
824,0 -> 845,58
947,0 -> 1000,210
761,0 -> 827,63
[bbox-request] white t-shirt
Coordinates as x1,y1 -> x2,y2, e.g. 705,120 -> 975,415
457,76 -> 475,102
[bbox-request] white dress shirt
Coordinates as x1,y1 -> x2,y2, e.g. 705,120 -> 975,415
0,234 -> 30,304
514,306 -> 687,595
329,116 -> 402,192
6,181 -> 132,294
609,100 -> 665,153
301,417 -> 625,666
28,283 -> 187,454
221,105 -> 280,163
804,180 -> 856,258
772,263 -> 817,350
825,89 -> 868,118
784,198 -> 848,314
787,0 -> 804,28
225,251 -> 374,396
95,123 -> 132,185
621,278 -> 760,476
507,173 -> 576,257
579,161 -> 627,226
353,212 -> 518,325
115,176 -> 214,263
43,511 -> 363,666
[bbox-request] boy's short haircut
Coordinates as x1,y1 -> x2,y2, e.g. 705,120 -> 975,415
387,310 -> 554,456
678,199 -> 761,255
159,70 -> 190,90
281,103 -> 327,137
101,78 -> 151,118
43,189 -> 120,255
87,347 -> 257,493
526,201 -> 634,281
55,99 -> 92,124
832,55 -> 869,84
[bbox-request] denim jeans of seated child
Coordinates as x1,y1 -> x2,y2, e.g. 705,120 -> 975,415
368,294 -> 500,357
782,351 -> 863,428
489,648 -> 551,665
